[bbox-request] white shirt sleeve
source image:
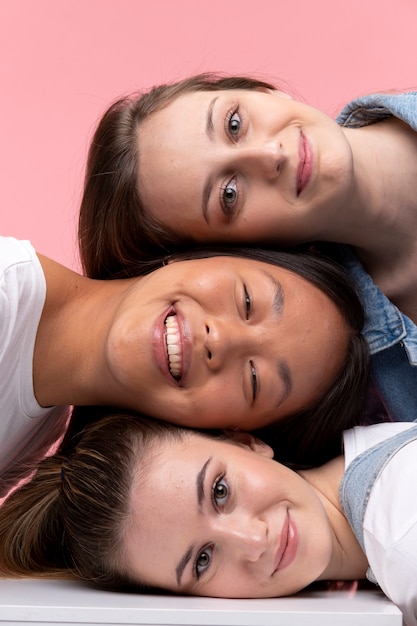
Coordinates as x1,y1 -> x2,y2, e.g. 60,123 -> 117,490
363,440 -> 417,626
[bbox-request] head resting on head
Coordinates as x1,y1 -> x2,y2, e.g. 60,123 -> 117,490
0,408 -> 361,595
79,73 -> 278,279
69,244 -> 370,465
164,245 -> 370,465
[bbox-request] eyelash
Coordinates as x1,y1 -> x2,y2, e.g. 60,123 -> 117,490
250,360 -> 258,403
225,105 -> 242,141
243,285 -> 252,320
218,105 -> 242,220
211,473 -> 229,510
244,286 -> 258,401
193,544 -> 213,581
219,177 -> 238,220
193,474 -> 230,580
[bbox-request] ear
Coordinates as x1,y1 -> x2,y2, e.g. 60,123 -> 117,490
224,431 -> 274,458
256,86 -> 293,100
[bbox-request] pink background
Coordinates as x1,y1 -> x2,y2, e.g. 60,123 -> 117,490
2,0 -> 417,270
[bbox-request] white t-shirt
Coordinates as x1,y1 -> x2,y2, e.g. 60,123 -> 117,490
343,423 -> 417,626
0,236 -> 68,496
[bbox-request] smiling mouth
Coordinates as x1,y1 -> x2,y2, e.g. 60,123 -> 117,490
164,314 -> 183,381
296,131 -> 311,196
273,514 -> 289,574
273,512 -> 298,575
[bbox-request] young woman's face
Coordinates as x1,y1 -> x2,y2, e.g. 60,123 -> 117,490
105,255 -> 348,429
124,432 -> 335,597
137,89 -> 354,245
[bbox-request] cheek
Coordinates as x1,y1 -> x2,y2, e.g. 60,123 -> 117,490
184,276 -> 228,309
188,392 -> 241,428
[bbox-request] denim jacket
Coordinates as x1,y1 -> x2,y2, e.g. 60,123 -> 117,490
336,93 -> 417,421
340,424 -> 417,583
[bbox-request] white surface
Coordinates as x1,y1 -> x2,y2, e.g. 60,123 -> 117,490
0,579 -> 402,625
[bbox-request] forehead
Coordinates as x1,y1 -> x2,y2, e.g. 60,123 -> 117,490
154,254 -> 283,281
140,90 -> 216,144
129,434 -> 226,516
137,94 -> 211,237
138,90 -> 217,175
128,432 -> 265,528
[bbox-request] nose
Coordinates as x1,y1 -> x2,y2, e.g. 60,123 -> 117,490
235,140 -> 285,179
204,317 -> 263,370
212,514 -> 268,563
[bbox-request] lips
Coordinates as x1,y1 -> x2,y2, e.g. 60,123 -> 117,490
273,511 -> 298,574
296,131 -> 312,196
164,314 -> 183,380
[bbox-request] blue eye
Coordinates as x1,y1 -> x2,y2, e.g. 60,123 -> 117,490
194,475 -> 229,580
221,177 -> 238,217
226,107 -> 241,138
212,475 -> 228,507
194,545 -> 213,579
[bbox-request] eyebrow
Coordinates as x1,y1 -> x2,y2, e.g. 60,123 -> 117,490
206,97 -> 217,139
263,270 -> 284,318
276,360 -> 292,407
262,271 -> 293,405
175,457 -> 212,586
202,97 -> 218,224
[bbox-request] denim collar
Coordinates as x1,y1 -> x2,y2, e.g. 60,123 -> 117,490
338,246 -> 417,365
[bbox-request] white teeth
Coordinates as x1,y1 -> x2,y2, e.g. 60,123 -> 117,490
165,315 -> 182,379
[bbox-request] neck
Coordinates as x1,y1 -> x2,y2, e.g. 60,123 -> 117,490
320,119 -> 417,252
33,255 -> 137,407
300,457 -> 368,582
318,118 -> 417,320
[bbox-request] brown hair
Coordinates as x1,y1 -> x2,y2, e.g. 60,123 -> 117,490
0,411 -> 185,589
78,73 -> 276,279
0,404 -> 369,591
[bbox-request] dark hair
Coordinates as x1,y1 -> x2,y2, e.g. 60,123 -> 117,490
64,245 -> 370,468
164,245 -> 370,466
78,73 -> 277,279
0,411 -> 186,589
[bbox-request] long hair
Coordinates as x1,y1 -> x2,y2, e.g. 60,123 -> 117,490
78,73 -> 277,279
0,405 -> 71,499
64,245 -> 370,468
0,412 -> 184,589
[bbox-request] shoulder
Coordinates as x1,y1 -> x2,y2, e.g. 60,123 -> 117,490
0,236 -> 44,299
0,236 -> 36,271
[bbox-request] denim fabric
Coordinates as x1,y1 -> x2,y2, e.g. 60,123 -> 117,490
337,92 -> 417,131
335,92 -> 417,421
340,425 -> 417,549
340,423 -> 417,626
340,425 -> 417,582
